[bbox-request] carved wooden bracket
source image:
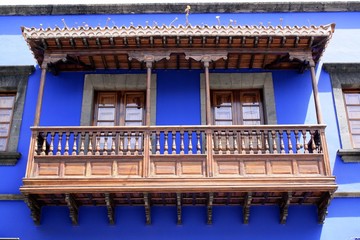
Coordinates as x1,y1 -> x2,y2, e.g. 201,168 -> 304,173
105,193 -> 115,224
42,53 -> 68,69
317,191 -> 333,224
176,193 -> 182,225
207,192 -> 214,224
184,51 -> 228,66
143,193 -> 151,224
243,192 -> 252,224
65,193 -> 79,225
288,51 -> 315,67
128,52 -> 171,67
280,192 -> 292,224
23,194 -> 41,225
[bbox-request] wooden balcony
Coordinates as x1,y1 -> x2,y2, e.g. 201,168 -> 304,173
21,124 -> 337,225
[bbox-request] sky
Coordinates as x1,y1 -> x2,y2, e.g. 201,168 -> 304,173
0,0 -> 359,5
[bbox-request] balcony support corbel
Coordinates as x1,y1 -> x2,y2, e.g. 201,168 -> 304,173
243,192 -> 252,224
105,193 -> 115,224
23,194 -> 41,225
207,192 -> 214,224
65,193 -> 79,225
280,192 -> 292,224
317,191 -> 333,224
176,193 -> 182,225
144,193 -> 151,224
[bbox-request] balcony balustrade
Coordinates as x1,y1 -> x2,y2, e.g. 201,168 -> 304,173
21,124 -> 336,225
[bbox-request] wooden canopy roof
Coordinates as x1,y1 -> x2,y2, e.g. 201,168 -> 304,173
22,23 -> 335,72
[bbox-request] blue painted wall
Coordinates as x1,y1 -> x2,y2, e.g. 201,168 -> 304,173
1,11 -> 360,240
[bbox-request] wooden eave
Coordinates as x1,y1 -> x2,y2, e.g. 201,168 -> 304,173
21,24 -> 335,72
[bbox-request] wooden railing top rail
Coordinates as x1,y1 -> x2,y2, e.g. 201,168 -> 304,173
30,124 -> 327,132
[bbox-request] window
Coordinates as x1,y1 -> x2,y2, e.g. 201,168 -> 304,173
94,91 -> 145,126
0,93 -> 15,151
212,90 -> 263,125
343,91 -> 360,148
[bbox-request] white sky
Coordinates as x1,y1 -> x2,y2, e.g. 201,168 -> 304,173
0,0 -> 358,5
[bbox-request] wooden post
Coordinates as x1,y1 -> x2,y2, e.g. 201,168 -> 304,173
33,66 -> 47,126
309,62 -> 323,124
146,61 -> 152,126
203,60 -> 213,177
143,61 -> 152,178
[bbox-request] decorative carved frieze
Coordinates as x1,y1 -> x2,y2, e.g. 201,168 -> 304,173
184,51 -> 228,64
128,52 -> 171,64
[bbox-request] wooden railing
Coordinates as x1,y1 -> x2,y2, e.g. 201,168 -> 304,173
26,125 -> 330,179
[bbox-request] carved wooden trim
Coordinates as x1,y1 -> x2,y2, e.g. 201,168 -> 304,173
207,192 -> 214,224
105,193 -> 115,224
144,193 -> 151,224
243,192 -> 252,224
23,194 -> 41,225
176,193 -> 182,225
65,193 -> 79,225
317,191 -> 333,224
280,192 -> 292,224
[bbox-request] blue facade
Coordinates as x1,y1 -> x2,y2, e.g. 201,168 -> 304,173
1,6 -> 360,240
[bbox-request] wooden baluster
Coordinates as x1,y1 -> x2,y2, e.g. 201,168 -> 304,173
225,130 -> 230,154
196,131 -> 201,154
295,130 -> 301,153
287,130 -> 293,154
188,131 -> 193,155
64,132 -> 70,156
249,131 -> 254,154
156,131 -> 160,155
265,130 -> 270,154
79,132 -> 85,155
57,133 -> 62,156
310,130 -> 317,153
127,131 -> 132,155
111,132 -> 116,155
87,133 -> 93,156
103,132 -> 108,156
257,130 -> 262,154
172,131 -> 176,154
233,131 -> 239,154
272,131 -> 278,154
95,133 -> 100,156
72,132 -> 78,156
279,130 -> 285,154
48,132 -> 54,156
134,132 -> 139,156
302,130 -> 309,153
180,130 -> 185,155
241,131 -> 246,154
218,131 -> 223,154
118,132 -> 124,155
34,133 -> 39,155
41,132 -> 47,156
149,132 -> 153,154
164,131 -> 168,154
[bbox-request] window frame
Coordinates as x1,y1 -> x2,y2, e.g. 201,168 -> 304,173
0,66 -> 34,165
325,63 -> 360,162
